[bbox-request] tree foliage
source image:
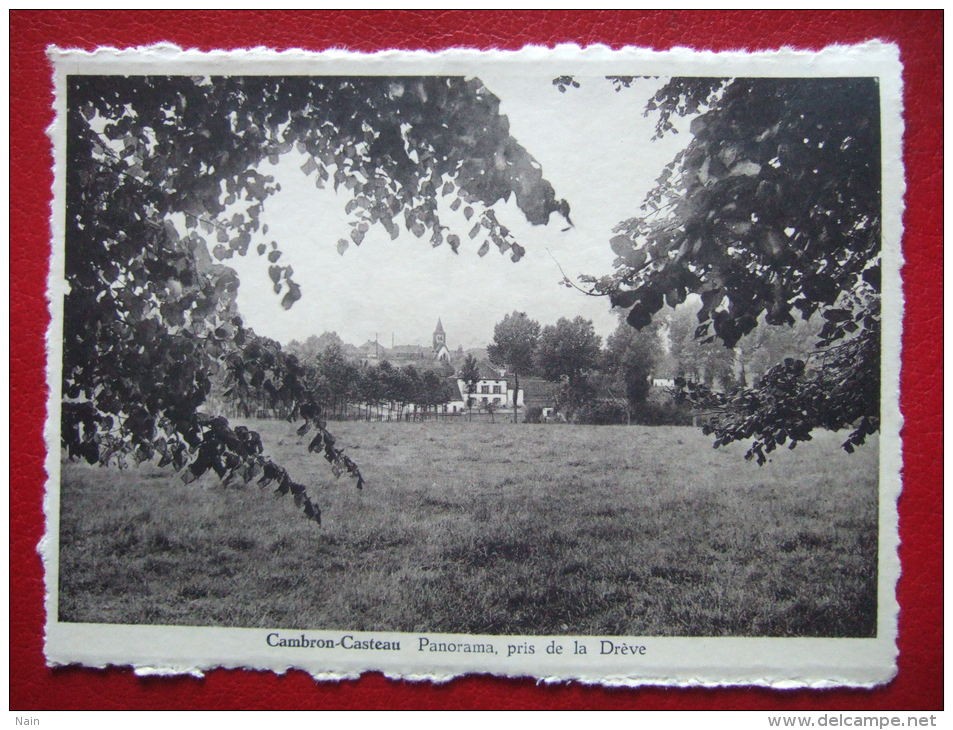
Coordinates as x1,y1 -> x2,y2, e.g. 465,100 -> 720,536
537,317 -> 602,384
574,76 -> 882,459
536,316 -> 602,413
487,311 -> 541,423
309,344 -> 361,416
63,75 -> 567,520
458,353 -> 482,419
603,317 -> 663,409
287,331 -> 345,361
734,312 -> 818,386
664,306 -> 737,389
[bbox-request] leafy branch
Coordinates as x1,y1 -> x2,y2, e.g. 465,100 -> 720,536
63,74 -> 567,521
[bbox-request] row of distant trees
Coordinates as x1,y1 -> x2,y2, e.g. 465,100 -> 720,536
484,306 -> 818,425
256,304 -> 816,426
215,343 -> 458,421
309,349 -> 458,420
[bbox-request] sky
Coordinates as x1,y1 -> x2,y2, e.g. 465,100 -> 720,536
224,75 -> 690,351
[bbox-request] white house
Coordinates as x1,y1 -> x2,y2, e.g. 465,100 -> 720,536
455,362 -> 524,410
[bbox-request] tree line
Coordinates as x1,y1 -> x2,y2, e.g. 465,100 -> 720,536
242,303 -> 819,428
482,306 -> 818,426
212,342 -> 458,422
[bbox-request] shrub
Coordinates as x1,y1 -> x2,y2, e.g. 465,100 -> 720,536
632,390 -> 694,426
572,401 -> 629,425
523,406 -> 543,424
568,391 -> 696,426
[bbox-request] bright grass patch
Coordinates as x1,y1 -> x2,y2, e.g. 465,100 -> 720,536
58,420 -> 878,637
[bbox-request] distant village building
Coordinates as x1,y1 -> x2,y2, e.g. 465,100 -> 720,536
453,361 -> 524,411
355,319 -> 455,367
356,339 -> 382,364
389,344 -> 431,363
518,377 -> 559,419
326,319 -> 554,417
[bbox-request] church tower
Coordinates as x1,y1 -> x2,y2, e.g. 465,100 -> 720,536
433,318 -> 450,363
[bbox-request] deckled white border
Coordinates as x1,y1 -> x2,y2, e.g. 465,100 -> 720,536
42,41 -> 904,688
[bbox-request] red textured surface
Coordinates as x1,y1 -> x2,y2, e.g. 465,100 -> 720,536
10,10 -> 942,710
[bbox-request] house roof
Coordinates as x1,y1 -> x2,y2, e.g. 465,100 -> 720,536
520,377 -> 559,406
454,360 -> 503,379
389,344 -> 427,354
477,360 -> 507,379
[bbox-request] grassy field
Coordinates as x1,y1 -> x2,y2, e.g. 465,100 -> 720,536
58,419 -> 878,637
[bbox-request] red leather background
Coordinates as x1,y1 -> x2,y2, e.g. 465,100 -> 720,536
10,10 -> 942,710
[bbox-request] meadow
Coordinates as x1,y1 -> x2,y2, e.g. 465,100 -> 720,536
57,419 -> 879,637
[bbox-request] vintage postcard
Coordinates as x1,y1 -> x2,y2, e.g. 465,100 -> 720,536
44,41 -> 903,687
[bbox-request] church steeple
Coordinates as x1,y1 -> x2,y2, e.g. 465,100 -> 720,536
433,318 -> 449,362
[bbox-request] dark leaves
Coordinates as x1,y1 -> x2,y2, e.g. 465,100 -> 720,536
586,76 -> 882,458
673,323 -> 879,462
861,264 -> 881,292
307,432 -> 324,453
303,499 -> 321,524
609,235 -> 632,257
609,289 -> 640,309
823,308 -> 851,322
802,274 -> 839,306
626,304 -> 653,329
552,75 -> 581,94
300,156 -> 318,176
63,74 -> 579,524
280,281 -> 301,310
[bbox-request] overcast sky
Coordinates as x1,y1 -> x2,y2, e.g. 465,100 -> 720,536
225,75 -> 689,350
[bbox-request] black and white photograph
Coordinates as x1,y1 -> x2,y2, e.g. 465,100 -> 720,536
45,43 -> 903,685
